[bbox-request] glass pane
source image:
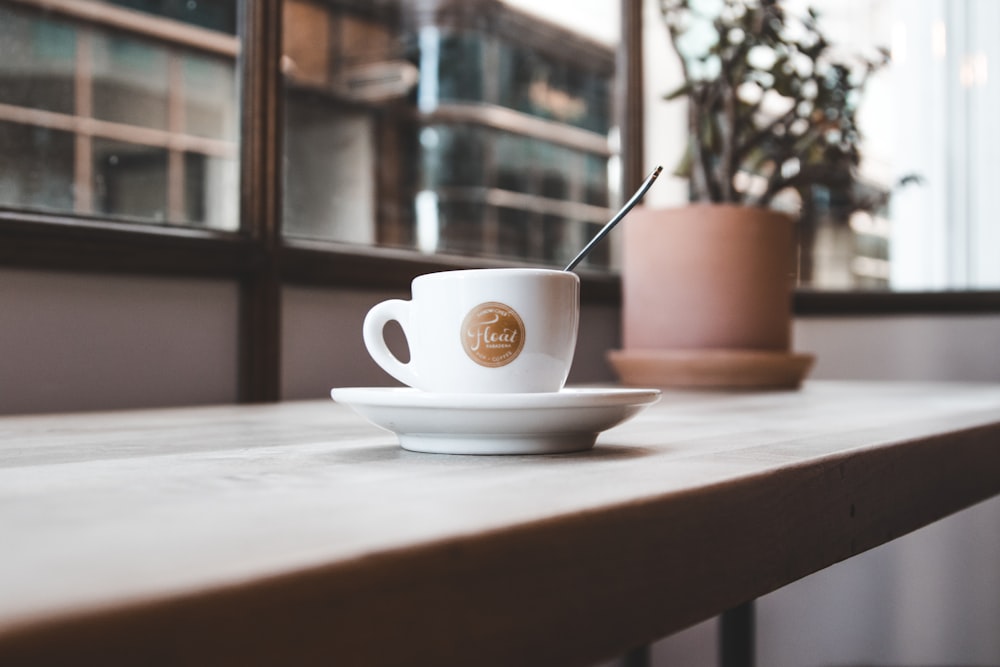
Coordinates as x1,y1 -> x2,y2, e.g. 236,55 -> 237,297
648,0 -> 1000,290
0,121 -> 75,211
497,41 -> 612,133
437,34 -> 483,104
92,138 -> 168,220
439,201 -> 488,257
284,98 -> 377,243
0,1 -> 239,230
799,0 -> 1000,290
183,55 -> 238,141
281,0 -> 620,271
420,125 -> 487,189
92,32 -> 170,130
0,10 -> 76,115
184,152 -> 240,228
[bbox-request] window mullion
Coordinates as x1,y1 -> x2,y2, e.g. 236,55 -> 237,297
238,0 -> 284,403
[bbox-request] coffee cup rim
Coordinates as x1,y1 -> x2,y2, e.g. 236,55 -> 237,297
415,268 -> 577,283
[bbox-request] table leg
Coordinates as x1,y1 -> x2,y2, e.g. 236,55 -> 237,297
719,600 -> 755,667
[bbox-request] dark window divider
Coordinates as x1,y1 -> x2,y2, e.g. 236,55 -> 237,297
0,212 -> 621,302
6,210 -> 997,316
794,289 -> 1000,316
619,0 -> 644,195
238,0 -> 283,404
0,211 -> 261,277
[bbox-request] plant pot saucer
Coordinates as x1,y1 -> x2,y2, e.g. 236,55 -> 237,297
607,348 -> 815,390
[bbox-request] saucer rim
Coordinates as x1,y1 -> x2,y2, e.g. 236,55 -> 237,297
330,386 -> 661,410
329,386 -> 661,455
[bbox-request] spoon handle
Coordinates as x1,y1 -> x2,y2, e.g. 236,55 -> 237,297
563,165 -> 663,272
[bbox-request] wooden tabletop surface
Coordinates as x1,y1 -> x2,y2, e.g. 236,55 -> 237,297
2,381 -> 999,666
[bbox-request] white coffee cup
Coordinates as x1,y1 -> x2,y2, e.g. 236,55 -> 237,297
363,268 -> 580,393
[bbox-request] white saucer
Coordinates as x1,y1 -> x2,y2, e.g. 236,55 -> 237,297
330,387 -> 661,455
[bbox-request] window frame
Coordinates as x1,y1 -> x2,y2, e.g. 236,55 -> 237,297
2,0 -> 997,405
0,0 -> 635,403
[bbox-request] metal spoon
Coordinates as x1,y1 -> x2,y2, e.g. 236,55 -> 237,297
563,165 -> 663,272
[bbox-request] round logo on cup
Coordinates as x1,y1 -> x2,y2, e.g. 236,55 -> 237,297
461,302 -> 526,368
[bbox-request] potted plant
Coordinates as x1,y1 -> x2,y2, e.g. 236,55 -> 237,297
610,0 -> 894,389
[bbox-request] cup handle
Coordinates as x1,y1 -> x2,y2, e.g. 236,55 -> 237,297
363,299 -> 418,388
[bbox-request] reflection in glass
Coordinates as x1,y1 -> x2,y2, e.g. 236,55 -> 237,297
284,99 -> 376,243
436,34 -> 483,104
497,41 -> 611,133
94,0 -> 237,34
281,0 -> 619,270
788,0 -> 1000,290
664,0 -> 1000,290
0,120 -> 75,212
182,55 -> 238,141
184,152 -> 239,228
92,138 -> 167,220
92,32 -> 170,130
0,1 -> 238,229
0,9 -> 76,115
420,126 -> 486,190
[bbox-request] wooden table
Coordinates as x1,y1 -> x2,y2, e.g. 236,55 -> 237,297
2,381 -> 999,666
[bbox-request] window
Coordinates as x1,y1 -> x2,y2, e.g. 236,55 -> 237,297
280,0 -> 621,270
645,0 -> 1000,290
8,0 -> 989,403
0,0 -> 631,404
0,0 -> 239,227
0,0 -> 621,267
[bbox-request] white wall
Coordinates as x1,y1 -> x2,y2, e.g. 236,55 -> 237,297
0,269 -> 619,414
0,268 -> 239,415
796,315 -> 1000,382
281,285 -> 401,400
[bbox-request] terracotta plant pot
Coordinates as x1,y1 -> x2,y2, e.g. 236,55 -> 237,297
610,204 -> 813,389
622,203 -> 794,350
